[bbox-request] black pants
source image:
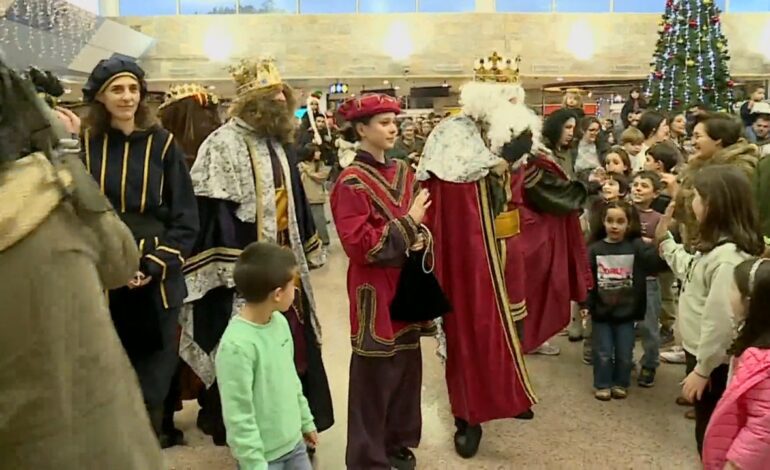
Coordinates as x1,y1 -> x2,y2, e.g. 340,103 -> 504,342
134,307 -> 181,408
346,349 -> 422,470
685,351 -> 729,457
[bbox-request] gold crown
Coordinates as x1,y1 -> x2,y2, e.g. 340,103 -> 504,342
158,83 -> 218,110
228,57 -> 283,95
473,52 -> 521,84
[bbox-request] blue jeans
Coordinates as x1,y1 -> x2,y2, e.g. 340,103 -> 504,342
592,321 -> 636,389
639,278 -> 662,370
237,442 -> 312,470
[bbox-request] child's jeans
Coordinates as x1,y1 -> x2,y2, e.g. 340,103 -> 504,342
639,278 -> 662,370
237,442 -> 312,470
592,321 -> 636,389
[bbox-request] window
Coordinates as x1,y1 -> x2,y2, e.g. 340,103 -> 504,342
360,0 -> 415,13
729,0 -> 770,12
555,0 -> 610,12
299,0 -> 356,13
119,0 -> 177,15
613,0 -> 662,12
496,0 -> 552,12
418,0 -> 474,12
240,0 -> 297,13
180,0 -> 237,14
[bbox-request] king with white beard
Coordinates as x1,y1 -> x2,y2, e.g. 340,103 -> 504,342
418,53 -> 592,460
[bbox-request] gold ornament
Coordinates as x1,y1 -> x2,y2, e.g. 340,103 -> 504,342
704,0 -> 712,4
473,52 -> 522,84
228,57 -> 283,96
686,59 -> 696,67
158,83 -> 218,110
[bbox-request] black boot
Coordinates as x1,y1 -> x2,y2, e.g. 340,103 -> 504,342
147,407 -> 175,449
515,408 -> 535,420
453,418 -> 482,459
162,406 -> 186,447
388,447 -> 416,470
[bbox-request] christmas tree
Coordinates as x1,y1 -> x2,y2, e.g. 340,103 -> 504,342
645,0 -> 735,112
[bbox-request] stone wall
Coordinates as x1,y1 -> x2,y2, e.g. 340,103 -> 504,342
117,13 -> 770,82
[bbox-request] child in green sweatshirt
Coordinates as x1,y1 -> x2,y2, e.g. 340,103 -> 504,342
215,242 -> 317,470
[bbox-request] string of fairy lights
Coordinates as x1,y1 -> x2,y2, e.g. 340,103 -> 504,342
645,0 -> 734,112
0,0 -> 98,70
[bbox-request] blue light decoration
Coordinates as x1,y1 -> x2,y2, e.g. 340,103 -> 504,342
644,0 -> 734,112
329,82 -> 350,94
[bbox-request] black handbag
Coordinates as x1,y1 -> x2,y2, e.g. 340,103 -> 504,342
390,227 -> 452,323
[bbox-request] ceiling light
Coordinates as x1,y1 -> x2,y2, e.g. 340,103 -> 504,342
208,85 -> 216,90
556,77 -> 564,82
441,80 -> 449,88
383,79 -> 390,85
394,86 -> 401,90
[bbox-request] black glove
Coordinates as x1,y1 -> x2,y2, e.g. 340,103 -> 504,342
501,131 -> 533,164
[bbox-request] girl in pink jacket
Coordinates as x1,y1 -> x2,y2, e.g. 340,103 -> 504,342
703,257 -> 770,470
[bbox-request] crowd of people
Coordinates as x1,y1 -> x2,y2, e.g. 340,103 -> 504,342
2,48 -> 770,470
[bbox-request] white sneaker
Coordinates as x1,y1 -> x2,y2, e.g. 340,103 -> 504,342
660,346 -> 686,364
532,341 -> 561,356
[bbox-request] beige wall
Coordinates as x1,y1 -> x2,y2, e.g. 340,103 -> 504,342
118,13 -> 770,83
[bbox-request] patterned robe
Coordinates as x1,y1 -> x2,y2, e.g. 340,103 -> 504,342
181,118 -> 333,432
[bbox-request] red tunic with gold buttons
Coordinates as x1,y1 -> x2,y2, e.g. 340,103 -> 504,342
331,151 -> 436,357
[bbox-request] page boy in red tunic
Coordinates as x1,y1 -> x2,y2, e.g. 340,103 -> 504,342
331,94 -> 436,470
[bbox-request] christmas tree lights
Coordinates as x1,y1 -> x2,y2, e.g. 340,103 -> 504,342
645,0 -> 734,112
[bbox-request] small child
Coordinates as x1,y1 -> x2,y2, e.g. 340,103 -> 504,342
581,201 -> 666,401
656,165 -> 765,455
644,141 -> 681,214
644,141 -> 683,346
601,173 -> 629,202
604,146 -> 632,177
631,171 -> 665,387
216,242 -> 317,470
621,127 -> 645,173
703,258 -> 770,470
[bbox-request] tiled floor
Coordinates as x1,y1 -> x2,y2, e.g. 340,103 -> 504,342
165,237 -> 701,470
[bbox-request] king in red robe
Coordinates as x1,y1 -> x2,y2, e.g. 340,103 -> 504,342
417,76 -> 541,459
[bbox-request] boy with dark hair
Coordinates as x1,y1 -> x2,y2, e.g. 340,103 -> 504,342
631,171 -> 665,387
216,242 -> 317,470
644,142 -> 680,214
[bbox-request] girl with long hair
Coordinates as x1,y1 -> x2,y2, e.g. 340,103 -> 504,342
581,201 -> 666,401
656,165 -> 765,456
702,257 -> 770,470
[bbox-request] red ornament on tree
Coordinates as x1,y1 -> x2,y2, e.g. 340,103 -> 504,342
664,23 -> 672,33
673,99 -> 681,106
711,16 -> 720,24
666,0 -> 673,6
727,80 -> 735,88
689,19 -> 698,28
655,71 -> 664,79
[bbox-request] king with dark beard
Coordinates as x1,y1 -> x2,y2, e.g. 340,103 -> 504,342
180,58 -> 334,445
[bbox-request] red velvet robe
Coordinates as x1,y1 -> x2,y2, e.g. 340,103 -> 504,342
331,153 -> 436,357
519,156 -> 593,353
423,172 -> 536,426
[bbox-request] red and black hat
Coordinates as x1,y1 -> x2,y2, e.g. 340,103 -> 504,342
338,93 -> 401,121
